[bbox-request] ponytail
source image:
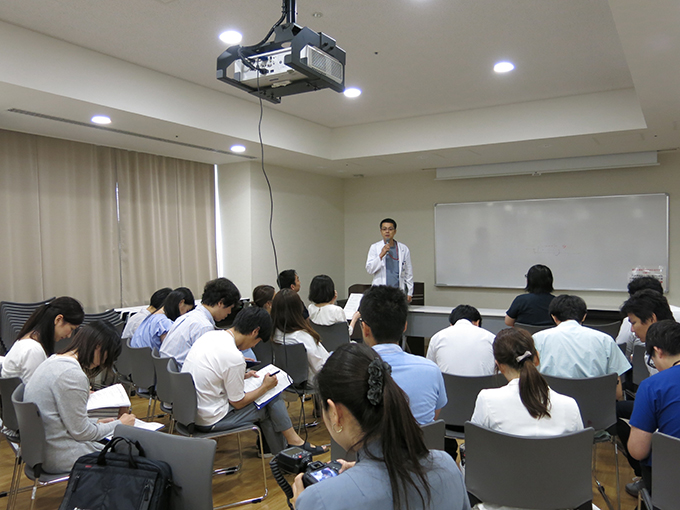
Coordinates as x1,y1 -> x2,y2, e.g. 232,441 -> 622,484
494,328 -> 551,419
315,343 -> 431,510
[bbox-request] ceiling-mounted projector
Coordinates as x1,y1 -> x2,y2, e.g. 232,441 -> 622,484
216,0 -> 346,104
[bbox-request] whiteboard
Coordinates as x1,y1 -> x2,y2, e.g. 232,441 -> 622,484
434,194 -> 668,292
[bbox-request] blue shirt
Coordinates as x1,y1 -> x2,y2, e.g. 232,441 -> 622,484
533,320 -> 631,378
130,313 -> 173,351
160,304 -> 215,365
385,243 -> 399,288
372,343 -> 447,424
296,443 -> 470,510
630,364 -> 680,466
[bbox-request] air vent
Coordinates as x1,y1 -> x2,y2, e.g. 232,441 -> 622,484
6,108 -> 253,158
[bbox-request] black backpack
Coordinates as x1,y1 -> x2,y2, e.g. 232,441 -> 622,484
59,436 -> 173,510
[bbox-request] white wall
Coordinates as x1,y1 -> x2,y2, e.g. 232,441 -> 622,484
344,151 -> 680,310
218,161 -> 346,301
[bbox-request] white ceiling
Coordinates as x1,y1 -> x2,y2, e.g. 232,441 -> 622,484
0,0 -> 678,176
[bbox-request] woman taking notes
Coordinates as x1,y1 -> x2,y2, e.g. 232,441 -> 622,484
1,296 -> 84,383
130,287 -> 195,350
24,321 -> 136,473
293,343 -> 469,510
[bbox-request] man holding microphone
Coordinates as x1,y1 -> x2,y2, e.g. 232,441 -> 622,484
366,218 -> 414,302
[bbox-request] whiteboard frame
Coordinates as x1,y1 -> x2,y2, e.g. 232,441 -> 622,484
434,193 -> 669,292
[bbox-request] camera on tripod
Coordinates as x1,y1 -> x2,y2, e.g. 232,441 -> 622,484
270,446 -> 341,507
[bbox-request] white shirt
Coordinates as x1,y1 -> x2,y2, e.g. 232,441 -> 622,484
307,303 -> 353,335
273,329 -> 329,383
181,330 -> 245,427
121,308 -> 151,339
365,240 -> 414,296
1,338 -> 47,383
426,319 -> 495,376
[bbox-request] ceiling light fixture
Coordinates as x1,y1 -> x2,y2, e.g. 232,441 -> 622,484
494,61 -> 515,73
91,115 -> 111,124
219,30 -> 243,45
343,87 -> 361,98
230,144 -> 246,153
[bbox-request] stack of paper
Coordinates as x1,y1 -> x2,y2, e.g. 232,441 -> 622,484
87,384 -> 132,419
243,364 -> 292,409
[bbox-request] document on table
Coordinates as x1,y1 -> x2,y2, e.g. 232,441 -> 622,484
87,384 -> 131,411
243,364 -> 292,409
344,293 -> 363,320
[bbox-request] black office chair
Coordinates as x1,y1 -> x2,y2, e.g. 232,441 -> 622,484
640,431 -> 680,510
310,321 -> 351,352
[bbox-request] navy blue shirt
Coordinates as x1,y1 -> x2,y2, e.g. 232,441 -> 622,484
506,293 -> 555,326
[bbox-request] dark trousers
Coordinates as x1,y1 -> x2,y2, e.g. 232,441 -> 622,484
616,400 -> 642,477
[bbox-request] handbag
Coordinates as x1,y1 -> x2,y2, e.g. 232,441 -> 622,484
59,436 -> 173,510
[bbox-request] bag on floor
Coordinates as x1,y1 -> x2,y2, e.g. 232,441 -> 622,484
59,436 -> 173,510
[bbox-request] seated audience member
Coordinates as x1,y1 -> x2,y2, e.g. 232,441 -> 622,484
271,289 -> 329,382
627,320 -> 680,496
130,287 -> 195,350
533,295 -> 630,398
277,269 -> 309,318
24,322 -> 136,473
504,264 -> 555,327
182,307 -> 325,455
360,286 -> 446,425
617,289 -> 675,496
1,297 -> 84,384
307,274 -> 360,335
160,278 -> 240,365
426,304 -> 495,376
293,343 -> 470,510
251,284 -> 275,313
121,287 -> 172,340
470,329 -> 582,510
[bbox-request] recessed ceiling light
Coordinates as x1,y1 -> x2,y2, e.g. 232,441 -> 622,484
230,144 -> 246,153
343,87 -> 362,98
91,115 -> 111,124
494,61 -> 515,73
219,30 -> 243,45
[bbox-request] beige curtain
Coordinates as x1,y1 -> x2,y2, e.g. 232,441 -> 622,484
0,128 -> 217,311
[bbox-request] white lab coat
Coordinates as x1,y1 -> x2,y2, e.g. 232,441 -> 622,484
365,240 -> 414,296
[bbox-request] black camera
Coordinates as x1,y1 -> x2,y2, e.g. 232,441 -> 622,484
270,446 -> 341,506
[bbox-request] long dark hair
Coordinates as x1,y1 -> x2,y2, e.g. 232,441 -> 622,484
494,328 -> 551,419
17,296 -> 84,356
63,321 -> 121,378
316,343 -> 431,510
160,287 -> 195,321
270,289 -> 320,343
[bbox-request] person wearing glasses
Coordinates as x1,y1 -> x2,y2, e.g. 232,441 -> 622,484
366,218 -> 413,302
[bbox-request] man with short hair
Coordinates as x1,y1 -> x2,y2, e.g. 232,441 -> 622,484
628,320 -> 680,495
182,307 -> 324,455
360,286 -> 446,424
160,277 -> 240,365
533,294 -> 630,398
122,287 -> 172,340
277,269 -> 308,318
426,305 -> 495,376
366,218 -> 414,302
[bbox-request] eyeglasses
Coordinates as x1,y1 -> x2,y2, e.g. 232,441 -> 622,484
646,353 -> 656,370
381,227 -> 395,232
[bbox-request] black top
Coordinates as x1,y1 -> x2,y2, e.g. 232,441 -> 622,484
506,293 -> 555,326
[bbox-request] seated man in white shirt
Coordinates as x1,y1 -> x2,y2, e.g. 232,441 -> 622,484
181,307 -> 325,455
426,305 -> 495,376
160,277 -> 240,365
533,294 -> 630,399
121,287 -> 172,340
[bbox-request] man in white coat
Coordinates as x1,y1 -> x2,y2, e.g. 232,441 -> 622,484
366,218 -> 413,302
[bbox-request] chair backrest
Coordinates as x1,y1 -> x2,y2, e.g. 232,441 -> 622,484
11,383 -> 48,474
310,322 -> 350,352
0,376 -> 22,432
650,431 -> 680,510
582,321 -> 622,338
543,373 -> 617,430
514,323 -> 553,335
251,340 -> 273,366
439,373 -> 507,428
151,349 -> 174,404
0,297 -> 54,354
420,419 -> 445,451
167,359 -> 198,430
464,422 -> 594,509
115,337 -> 135,381
272,342 -> 308,388
632,343 -> 649,385
113,424 -> 216,510
128,341 -> 155,392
